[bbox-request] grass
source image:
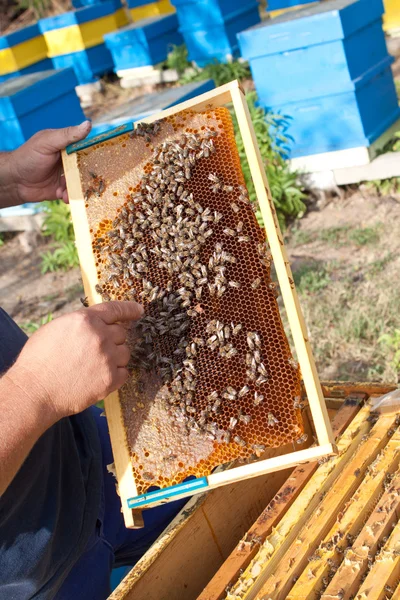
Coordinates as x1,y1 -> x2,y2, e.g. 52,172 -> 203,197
290,224 -> 382,249
293,263 -> 331,294
20,313 -> 53,335
284,215 -> 399,383
288,254 -> 400,383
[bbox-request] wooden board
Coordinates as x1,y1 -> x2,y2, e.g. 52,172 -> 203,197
323,467 -> 400,600
287,428 -> 400,599
254,412 -> 400,600
109,446 -> 295,600
62,79 -> 335,524
225,402 -> 374,600
198,396 -> 363,600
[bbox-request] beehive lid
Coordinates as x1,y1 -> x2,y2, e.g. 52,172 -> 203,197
91,80 -> 215,134
238,0 -> 384,59
0,23 -> 41,49
104,12 -> 178,45
0,69 -> 78,121
38,0 -> 119,31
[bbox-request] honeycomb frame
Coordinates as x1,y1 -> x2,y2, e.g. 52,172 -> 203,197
62,81 -> 335,529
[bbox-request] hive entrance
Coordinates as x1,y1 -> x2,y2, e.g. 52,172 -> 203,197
77,105 -> 304,496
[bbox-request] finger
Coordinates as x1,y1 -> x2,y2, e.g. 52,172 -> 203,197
108,324 -> 127,345
90,301 -> 144,325
114,367 -> 130,390
39,121 -> 92,153
113,344 -> 131,367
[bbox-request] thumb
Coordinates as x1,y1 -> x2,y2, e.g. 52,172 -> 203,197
88,301 -> 144,325
40,121 -> 92,152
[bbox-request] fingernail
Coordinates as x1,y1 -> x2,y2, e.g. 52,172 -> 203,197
78,120 -> 91,130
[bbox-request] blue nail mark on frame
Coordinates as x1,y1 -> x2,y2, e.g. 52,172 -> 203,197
66,121 -> 134,154
127,477 -> 209,508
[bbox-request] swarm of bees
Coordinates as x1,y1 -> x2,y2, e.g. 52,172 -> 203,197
88,107 -> 304,492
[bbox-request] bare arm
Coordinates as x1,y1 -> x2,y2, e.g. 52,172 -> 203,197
0,301 -> 143,496
0,121 -> 91,209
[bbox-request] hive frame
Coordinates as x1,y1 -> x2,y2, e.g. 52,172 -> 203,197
62,80 -> 336,529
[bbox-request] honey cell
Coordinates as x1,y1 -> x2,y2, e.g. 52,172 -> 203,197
77,108 -> 304,495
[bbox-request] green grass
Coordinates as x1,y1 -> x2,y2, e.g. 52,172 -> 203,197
290,224 -> 382,249
379,329 -> 400,373
293,263 -> 331,294
20,313 -> 53,335
291,262 -> 400,383
348,226 -> 381,246
289,229 -> 317,246
41,241 -> 80,273
40,201 -> 79,273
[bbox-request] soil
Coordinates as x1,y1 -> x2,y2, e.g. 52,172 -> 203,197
0,235 -> 84,324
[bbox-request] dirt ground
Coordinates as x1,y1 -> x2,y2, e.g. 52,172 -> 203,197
2,186 -> 400,383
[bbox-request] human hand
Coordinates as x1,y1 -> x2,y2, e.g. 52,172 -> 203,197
7,301 -> 143,422
10,121 -> 91,205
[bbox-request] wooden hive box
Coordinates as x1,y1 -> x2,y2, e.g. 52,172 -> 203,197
108,381 -> 398,600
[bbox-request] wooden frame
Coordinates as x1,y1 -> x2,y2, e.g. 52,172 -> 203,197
62,80 -> 335,528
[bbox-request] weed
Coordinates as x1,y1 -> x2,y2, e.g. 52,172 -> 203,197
366,253 -> 393,279
379,329 -> 400,374
42,200 -> 75,243
41,201 -> 79,272
364,178 -> 400,196
289,229 -> 316,246
318,226 -> 349,245
20,313 -> 53,335
16,0 -> 50,19
166,44 -> 191,76
0,233 -> 3,247
293,264 -> 331,294
179,56 -> 251,87
233,91 -> 306,228
41,241 -> 79,273
348,226 -> 381,247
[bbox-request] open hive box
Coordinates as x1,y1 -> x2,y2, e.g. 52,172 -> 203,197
62,80 -> 335,529
108,382 -> 400,600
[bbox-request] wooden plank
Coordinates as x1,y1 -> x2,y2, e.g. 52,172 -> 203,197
317,381 -> 397,400
355,519 -> 400,600
391,580 -> 400,600
137,80 -> 239,125
225,404 -> 373,600
287,428 -> 400,599
62,150 -> 142,530
322,467 -> 400,600
109,447 -> 295,600
253,414 -> 400,600
229,84 -> 335,451
198,398 -> 363,600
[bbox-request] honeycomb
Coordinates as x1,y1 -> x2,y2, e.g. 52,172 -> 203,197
76,106 -> 304,496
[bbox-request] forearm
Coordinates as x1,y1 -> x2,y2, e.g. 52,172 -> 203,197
0,152 -> 19,209
0,365 -> 57,495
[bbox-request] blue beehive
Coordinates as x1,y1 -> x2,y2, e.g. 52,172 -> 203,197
38,0 -> 125,84
0,69 -> 85,152
238,0 -> 400,158
104,14 -> 183,71
90,79 -> 215,136
0,24 -> 53,83
172,0 -> 260,66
